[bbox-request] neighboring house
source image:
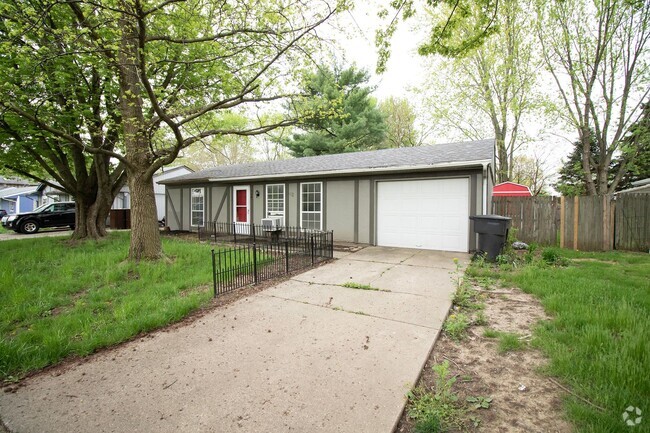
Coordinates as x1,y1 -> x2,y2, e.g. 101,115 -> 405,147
492,181 -> 532,197
42,182 -> 127,209
0,177 -> 34,189
161,140 -> 495,253
35,166 -> 192,220
153,166 -> 193,221
0,185 -> 45,214
107,166 -> 193,220
41,184 -> 73,203
616,178 -> 650,194
112,185 -> 130,210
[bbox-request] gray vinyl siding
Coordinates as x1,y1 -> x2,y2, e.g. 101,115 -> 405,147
325,180 -> 355,242
211,186 -> 229,223
252,183 -> 264,224
287,183 -> 298,227
166,187 -> 182,231
181,187 -> 191,229
357,180 -> 371,244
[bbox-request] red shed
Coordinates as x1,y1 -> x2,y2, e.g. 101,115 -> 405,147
492,181 -> 532,197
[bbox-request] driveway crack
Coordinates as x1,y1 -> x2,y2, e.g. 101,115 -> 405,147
263,294 -> 441,330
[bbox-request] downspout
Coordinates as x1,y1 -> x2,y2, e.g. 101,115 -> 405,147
482,162 -> 489,215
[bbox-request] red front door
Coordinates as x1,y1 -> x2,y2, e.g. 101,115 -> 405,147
233,186 -> 250,234
236,189 -> 248,222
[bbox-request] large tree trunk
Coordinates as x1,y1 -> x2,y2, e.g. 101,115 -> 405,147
119,6 -> 163,260
71,194 -> 111,240
127,170 -> 162,260
495,132 -> 509,183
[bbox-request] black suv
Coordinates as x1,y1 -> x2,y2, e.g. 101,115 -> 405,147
3,202 -> 75,234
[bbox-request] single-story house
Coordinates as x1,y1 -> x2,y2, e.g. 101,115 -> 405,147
161,139 -> 495,253
492,181 -> 532,197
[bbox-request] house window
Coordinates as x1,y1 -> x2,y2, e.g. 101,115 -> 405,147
266,184 -> 285,218
300,182 -> 322,231
191,187 -> 204,227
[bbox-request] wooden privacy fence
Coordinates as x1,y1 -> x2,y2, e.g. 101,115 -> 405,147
615,194 -> 650,252
492,194 -> 649,252
491,196 -> 560,245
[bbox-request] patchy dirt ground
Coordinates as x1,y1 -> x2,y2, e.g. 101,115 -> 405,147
396,285 -> 573,433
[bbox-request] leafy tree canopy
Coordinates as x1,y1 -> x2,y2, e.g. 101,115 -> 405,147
378,97 -> 429,147
616,102 -> 650,190
555,137 -> 597,197
376,0 -> 499,72
0,0 -> 341,258
537,0 -> 650,195
282,66 -> 387,157
556,113 -> 650,196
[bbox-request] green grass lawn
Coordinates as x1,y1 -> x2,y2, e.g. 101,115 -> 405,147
0,232 -> 217,381
476,249 -> 650,432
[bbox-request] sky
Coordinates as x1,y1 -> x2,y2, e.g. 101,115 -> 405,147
321,2 -> 575,181
328,2 -> 430,100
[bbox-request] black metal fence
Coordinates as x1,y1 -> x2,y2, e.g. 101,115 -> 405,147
199,221 -> 316,244
210,230 -> 334,297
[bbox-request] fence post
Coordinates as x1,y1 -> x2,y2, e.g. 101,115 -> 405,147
253,243 -> 258,284
560,196 -> 566,248
310,234 -> 315,265
603,195 -> 614,251
252,222 -> 256,243
213,221 -> 217,243
211,249 -> 217,298
233,221 -> 237,243
284,240 -> 289,273
609,196 -> 617,250
573,196 -> 579,251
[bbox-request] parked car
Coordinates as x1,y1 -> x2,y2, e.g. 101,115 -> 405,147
3,202 -> 76,234
0,209 -> 7,220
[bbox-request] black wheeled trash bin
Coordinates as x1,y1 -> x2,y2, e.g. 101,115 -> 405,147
469,215 -> 512,261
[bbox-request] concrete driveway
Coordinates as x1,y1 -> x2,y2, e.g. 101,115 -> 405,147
0,246 -> 467,433
0,228 -> 72,241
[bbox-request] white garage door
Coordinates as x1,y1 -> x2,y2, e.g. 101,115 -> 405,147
377,178 -> 470,252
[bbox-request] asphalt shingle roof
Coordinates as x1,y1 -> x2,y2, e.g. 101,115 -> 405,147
164,138 -> 494,184
0,186 -> 39,199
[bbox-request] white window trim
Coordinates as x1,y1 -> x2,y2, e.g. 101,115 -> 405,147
190,187 -> 205,227
299,181 -> 323,231
265,183 -> 285,218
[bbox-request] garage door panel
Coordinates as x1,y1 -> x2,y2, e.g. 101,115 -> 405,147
377,178 -> 469,252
